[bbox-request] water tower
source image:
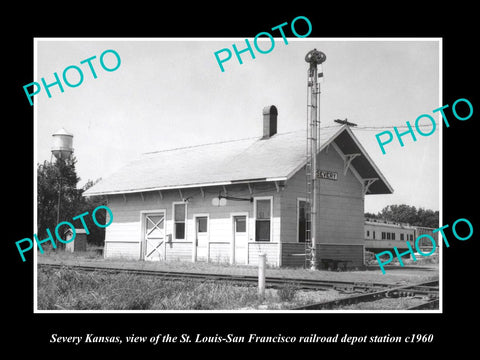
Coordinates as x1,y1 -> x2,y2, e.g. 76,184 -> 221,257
51,128 -> 73,161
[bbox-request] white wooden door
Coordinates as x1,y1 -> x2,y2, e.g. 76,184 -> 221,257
195,216 -> 208,261
234,216 -> 247,264
144,212 -> 165,261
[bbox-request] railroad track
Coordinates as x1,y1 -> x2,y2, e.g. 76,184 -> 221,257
38,262 -> 438,305
292,280 -> 439,310
405,298 -> 439,310
38,262 -> 397,292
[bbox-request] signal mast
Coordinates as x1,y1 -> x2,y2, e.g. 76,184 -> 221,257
304,49 -> 326,270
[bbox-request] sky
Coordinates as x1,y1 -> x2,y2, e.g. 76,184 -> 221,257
35,38 -> 440,214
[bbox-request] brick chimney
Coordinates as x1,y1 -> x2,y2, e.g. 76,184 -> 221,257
262,105 -> 277,139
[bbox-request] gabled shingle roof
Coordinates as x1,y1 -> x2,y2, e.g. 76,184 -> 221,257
83,125 -> 393,196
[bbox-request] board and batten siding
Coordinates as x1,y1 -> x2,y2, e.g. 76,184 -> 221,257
280,141 -> 365,266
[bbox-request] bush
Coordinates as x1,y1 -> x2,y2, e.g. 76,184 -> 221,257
364,251 -> 376,264
277,283 -> 298,302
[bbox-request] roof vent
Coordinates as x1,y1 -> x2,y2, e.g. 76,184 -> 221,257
262,105 -> 277,139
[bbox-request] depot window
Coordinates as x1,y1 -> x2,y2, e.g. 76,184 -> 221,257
255,197 -> 272,242
173,202 -> 186,240
297,199 -> 309,243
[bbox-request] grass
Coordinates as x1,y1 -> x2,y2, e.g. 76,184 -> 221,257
37,266 -> 325,310
38,266 -> 433,311
277,282 -> 299,302
36,249 -> 439,310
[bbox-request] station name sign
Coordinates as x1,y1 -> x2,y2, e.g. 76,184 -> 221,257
316,170 -> 338,181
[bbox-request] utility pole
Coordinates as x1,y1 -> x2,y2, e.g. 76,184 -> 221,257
304,49 -> 326,270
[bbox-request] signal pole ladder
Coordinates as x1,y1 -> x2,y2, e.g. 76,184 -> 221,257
304,49 -> 326,270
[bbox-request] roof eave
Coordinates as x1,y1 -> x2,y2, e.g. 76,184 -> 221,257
284,125 -> 394,195
83,177 -> 288,197
343,126 -> 394,194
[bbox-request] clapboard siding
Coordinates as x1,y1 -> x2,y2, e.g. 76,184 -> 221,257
165,241 -> 193,262
318,194 -> 364,245
280,168 -> 304,243
209,242 -> 231,263
281,242 -> 306,267
105,222 -> 141,243
104,241 -> 141,259
103,142 -> 365,267
316,147 -> 364,248
104,183 -> 281,265
248,242 -> 279,266
187,218 -> 232,244
280,142 -> 365,266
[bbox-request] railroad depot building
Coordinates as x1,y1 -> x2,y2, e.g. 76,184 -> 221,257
84,106 -> 393,268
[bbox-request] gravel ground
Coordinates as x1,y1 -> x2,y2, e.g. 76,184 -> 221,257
37,251 -> 439,286
336,296 -> 430,310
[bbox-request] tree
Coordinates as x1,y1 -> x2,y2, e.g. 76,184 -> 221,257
37,157 -> 82,241
366,204 -> 439,228
380,204 -> 418,225
37,158 -> 107,248
415,207 -> 439,228
364,212 -> 379,220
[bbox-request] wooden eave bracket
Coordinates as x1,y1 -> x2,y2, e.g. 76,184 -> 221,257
344,153 -> 361,175
275,181 -> 280,193
363,178 -> 378,195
